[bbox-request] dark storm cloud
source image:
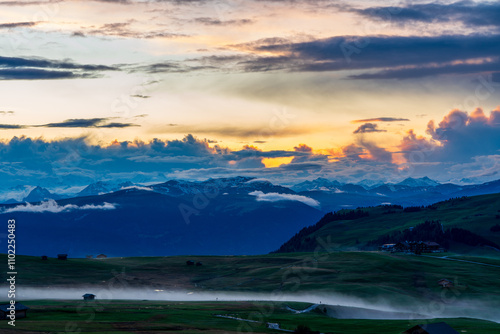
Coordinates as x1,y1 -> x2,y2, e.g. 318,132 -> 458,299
0,55 -> 118,80
354,2 -> 500,28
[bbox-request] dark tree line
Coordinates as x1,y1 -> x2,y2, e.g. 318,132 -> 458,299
368,221 -> 448,247
403,206 -> 423,213
368,220 -> 500,250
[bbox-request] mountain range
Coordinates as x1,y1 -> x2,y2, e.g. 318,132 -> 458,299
7,176 -> 500,207
2,176 -> 500,257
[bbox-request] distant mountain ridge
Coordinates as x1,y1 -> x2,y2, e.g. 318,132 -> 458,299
77,181 -> 135,197
4,176 -> 500,214
0,187 -> 323,257
3,175 -> 500,257
23,186 -> 60,202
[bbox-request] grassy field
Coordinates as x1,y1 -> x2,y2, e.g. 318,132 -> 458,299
2,252 -> 500,303
0,300 -> 499,334
0,251 -> 499,332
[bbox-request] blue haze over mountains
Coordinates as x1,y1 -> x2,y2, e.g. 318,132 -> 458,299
2,176 -> 500,257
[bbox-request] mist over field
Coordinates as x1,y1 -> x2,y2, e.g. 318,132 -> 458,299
13,287 -> 500,323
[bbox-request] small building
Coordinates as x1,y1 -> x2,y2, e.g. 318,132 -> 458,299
0,303 -> 29,320
86,255 -> 93,259
186,260 -> 195,266
390,241 -> 444,254
57,254 -> 68,260
41,255 -> 48,260
420,241 -> 442,252
403,322 -> 459,334
82,294 -> 96,301
394,242 -> 411,252
379,244 -> 396,251
96,254 -> 107,259
437,279 -> 454,288
267,323 -> 280,329
196,261 -> 203,266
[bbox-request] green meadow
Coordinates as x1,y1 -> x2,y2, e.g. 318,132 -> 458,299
0,251 -> 499,333
0,300 -> 499,334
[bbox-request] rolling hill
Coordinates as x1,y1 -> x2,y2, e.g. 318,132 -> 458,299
274,192 -> 500,255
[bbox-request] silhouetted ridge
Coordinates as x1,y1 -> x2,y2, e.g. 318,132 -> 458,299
272,209 -> 369,253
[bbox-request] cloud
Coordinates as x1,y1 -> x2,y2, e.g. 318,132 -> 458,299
0,118 -> 139,129
0,69 -> 86,80
3,199 -> 116,213
76,21 -> 188,39
193,17 -> 254,26
0,55 -> 118,80
397,107 -> 500,180
0,124 -> 25,129
40,118 -> 135,128
349,62 -> 500,80
120,185 -> 153,191
249,190 -> 320,208
153,124 -> 313,138
0,134 -> 331,188
206,34 -> 500,80
424,108 -> 500,161
353,2 -> 500,28
352,117 -> 410,123
294,144 -> 312,153
0,22 -> 38,29
0,1 -> 62,6
353,123 -> 386,134
356,139 -> 393,163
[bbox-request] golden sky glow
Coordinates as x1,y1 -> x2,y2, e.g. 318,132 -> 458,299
1,0 -> 500,185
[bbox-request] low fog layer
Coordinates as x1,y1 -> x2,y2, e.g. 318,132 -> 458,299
14,287 -> 500,323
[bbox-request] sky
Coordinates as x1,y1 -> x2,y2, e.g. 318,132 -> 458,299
1,0 -> 500,189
